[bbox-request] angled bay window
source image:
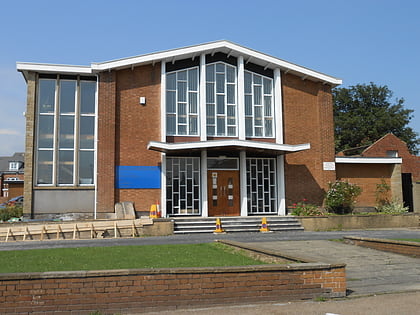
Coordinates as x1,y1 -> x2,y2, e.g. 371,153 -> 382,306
244,71 -> 274,138
35,76 -> 96,186
206,62 -> 237,136
166,67 -> 199,136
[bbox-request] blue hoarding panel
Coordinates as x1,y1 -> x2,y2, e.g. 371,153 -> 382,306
115,166 -> 161,189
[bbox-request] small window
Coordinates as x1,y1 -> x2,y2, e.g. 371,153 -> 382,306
386,150 -> 398,157
9,162 -> 20,171
207,158 -> 238,170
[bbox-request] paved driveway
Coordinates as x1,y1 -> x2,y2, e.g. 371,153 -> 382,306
244,240 -> 420,296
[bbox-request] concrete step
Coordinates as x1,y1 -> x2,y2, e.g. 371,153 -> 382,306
173,216 -> 304,234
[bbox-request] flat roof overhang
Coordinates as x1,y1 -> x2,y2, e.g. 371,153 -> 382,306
147,140 -> 310,155
335,157 -> 402,164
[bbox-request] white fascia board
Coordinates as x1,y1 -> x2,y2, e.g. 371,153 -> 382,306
91,40 -> 342,86
147,140 -> 310,153
16,62 -> 92,75
335,157 -> 402,164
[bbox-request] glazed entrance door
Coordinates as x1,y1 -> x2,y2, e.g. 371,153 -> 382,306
207,170 -> 240,216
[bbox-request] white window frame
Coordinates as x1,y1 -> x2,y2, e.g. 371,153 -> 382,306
244,71 -> 274,138
206,62 -> 237,137
166,67 -> 199,136
35,76 -> 96,187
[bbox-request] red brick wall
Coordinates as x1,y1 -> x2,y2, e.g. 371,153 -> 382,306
114,64 -> 162,210
362,133 -> 420,181
97,71 -> 117,214
344,236 -> 420,257
282,73 -> 336,206
336,164 -> 393,207
0,265 -> 346,314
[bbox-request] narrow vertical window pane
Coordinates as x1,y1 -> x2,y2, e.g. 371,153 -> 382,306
166,73 -> 176,90
216,73 -> 225,93
188,68 -> 198,90
189,116 -> 198,135
79,151 -> 94,184
59,81 -> 76,114
38,115 -> 54,148
245,95 -> 253,116
264,96 -> 272,116
226,66 -> 235,83
244,72 -> 252,93
254,85 -> 262,105
59,115 -> 75,148
188,92 -> 197,113
58,150 -> 74,184
80,81 -> 96,114
166,91 -> 176,113
206,64 -> 215,82
37,150 -> 53,185
216,95 -> 225,114
39,79 -> 56,113
206,83 -> 215,103
177,81 -> 187,102
265,119 -> 273,137
227,84 -> 235,104
217,117 -> 225,135
263,78 -> 272,94
80,116 -> 95,149
167,115 -> 176,135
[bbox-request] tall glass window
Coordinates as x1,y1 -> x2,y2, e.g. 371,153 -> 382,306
166,67 -> 199,136
206,62 -> 237,136
246,158 -> 277,214
36,76 -> 96,186
244,71 -> 274,137
166,157 -> 200,215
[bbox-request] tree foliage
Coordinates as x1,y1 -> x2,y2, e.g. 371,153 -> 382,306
333,82 -> 419,155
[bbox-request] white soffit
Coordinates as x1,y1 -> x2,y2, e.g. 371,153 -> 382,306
91,40 -> 342,86
335,157 -> 402,164
147,140 -> 310,154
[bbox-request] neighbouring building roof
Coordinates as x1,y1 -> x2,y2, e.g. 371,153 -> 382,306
17,40 -> 342,86
0,153 -> 25,173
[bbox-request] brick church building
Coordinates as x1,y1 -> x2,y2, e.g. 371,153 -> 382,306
17,41 -> 343,219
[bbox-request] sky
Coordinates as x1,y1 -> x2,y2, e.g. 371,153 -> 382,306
0,0 -> 419,156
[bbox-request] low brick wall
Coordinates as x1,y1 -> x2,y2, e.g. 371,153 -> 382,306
298,213 -> 420,231
343,236 -> 420,257
0,263 -> 346,314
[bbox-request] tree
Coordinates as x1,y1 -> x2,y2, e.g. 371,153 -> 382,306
333,82 -> 420,155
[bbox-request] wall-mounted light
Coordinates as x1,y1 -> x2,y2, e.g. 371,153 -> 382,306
139,97 -> 146,105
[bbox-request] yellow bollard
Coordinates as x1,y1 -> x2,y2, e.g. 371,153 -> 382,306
213,218 -> 225,234
149,204 -> 158,219
259,217 -> 271,233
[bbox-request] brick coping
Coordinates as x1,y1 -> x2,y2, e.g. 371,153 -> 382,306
344,236 -> 420,247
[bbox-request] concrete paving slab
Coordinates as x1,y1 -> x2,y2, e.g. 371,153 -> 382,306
244,240 -> 420,296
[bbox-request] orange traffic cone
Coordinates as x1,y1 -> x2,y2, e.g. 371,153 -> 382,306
149,204 -> 158,219
213,218 -> 225,234
260,217 -> 271,233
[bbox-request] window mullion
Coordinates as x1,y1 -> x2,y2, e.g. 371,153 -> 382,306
74,77 -> 80,186
52,75 -> 60,186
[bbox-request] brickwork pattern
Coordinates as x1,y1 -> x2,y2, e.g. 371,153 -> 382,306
362,133 -> 420,181
97,71 -> 117,214
0,265 -> 346,314
336,163 -> 394,207
23,72 -> 37,217
282,73 -> 336,206
344,236 -> 420,258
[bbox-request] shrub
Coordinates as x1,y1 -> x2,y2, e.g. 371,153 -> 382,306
0,205 -> 23,222
376,199 -> 408,214
325,181 -> 362,214
290,199 -> 325,216
376,179 -> 391,207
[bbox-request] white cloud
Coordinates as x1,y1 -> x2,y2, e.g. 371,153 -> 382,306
0,129 -> 20,135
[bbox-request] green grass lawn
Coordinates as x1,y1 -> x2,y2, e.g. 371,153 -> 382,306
0,243 -> 266,273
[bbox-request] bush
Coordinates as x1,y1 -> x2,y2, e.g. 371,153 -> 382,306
325,181 -> 362,214
376,199 -> 408,214
290,199 -> 325,216
0,205 -> 23,222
